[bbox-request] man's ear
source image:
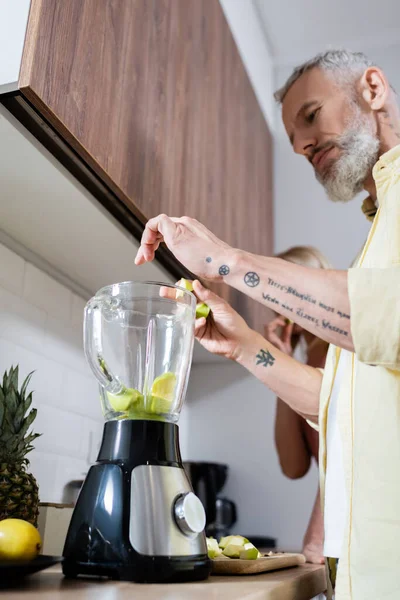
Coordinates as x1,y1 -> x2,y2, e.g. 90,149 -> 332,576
360,67 -> 389,111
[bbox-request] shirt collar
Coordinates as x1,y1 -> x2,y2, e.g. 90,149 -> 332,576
361,144 -> 400,221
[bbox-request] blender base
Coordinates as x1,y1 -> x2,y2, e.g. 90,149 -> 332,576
63,555 -> 210,583
62,420 -> 211,583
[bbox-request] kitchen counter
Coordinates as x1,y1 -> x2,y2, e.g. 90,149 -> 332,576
1,564 -> 326,600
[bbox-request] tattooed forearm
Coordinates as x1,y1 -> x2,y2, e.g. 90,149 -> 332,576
256,349 -> 275,367
268,277 -> 317,304
260,286 -> 349,337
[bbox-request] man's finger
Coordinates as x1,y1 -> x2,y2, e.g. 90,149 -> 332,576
192,280 -> 221,310
194,317 -> 207,335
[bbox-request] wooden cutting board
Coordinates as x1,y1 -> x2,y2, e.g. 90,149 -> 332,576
211,552 -> 306,575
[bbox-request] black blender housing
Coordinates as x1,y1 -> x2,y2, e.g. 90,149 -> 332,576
62,419 -> 211,583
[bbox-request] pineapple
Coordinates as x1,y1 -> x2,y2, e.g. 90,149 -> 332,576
0,366 -> 41,527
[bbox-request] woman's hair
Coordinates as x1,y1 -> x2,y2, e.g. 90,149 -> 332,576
276,245 -> 332,270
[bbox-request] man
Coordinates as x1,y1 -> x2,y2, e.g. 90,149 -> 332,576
135,50 -> 400,599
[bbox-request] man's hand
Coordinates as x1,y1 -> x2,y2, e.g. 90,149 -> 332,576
135,215 -> 232,281
190,280 -> 253,361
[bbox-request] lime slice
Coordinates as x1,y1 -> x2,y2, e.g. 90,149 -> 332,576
107,388 -> 143,412
176,278 -> 193,298
196,302 -> 210,319
151,372 -> 176,402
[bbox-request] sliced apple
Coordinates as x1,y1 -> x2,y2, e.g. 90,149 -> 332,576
206,537 -> 222,559
222,543 -> 244,559
107,388 -> 143,412
239,543 -> 259,560
219,535 -> 248,549
151,372 -> 176,402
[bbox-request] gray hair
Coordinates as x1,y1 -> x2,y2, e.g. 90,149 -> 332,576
274,50 -> 374,104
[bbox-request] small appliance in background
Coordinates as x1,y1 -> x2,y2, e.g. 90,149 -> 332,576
62,282 -> 210,583
183,461 -> 237,539
183,461 -> 277,550
37,503 -> 74,555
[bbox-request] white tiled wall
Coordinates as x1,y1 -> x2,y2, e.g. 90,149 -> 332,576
0,242 -> 103,503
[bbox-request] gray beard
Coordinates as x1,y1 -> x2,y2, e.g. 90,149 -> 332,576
316,112 -> 380,203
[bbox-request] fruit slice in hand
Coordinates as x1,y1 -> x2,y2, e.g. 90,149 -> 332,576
177,279 -> 211,319
239,543 -> 259,560
206,537 -> 222,559
176,278 -> 194,297
107,388 -> 143,412
196,302 -> 210,319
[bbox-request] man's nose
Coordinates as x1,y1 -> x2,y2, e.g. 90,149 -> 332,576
293,135 -> 316,158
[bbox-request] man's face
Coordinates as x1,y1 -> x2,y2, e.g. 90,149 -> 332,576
282,68 -> 379,202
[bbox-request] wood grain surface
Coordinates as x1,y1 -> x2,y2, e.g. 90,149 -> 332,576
20,0 -> 273,330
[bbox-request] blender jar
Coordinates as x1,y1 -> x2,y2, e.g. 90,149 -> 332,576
84,281 -> 196,423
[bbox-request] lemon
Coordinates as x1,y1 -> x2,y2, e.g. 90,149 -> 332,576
0,519 -> 41,561
107,388 -> 143,412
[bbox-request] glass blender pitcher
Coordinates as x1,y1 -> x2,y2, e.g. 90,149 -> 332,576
84,280 -> 195,423
62,282 -> 210,583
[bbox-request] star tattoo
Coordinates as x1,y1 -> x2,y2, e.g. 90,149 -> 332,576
219,265 -> 230,276
244,272 -> 260,287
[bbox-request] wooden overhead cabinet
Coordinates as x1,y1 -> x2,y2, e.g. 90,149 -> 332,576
6,0 -> 273,330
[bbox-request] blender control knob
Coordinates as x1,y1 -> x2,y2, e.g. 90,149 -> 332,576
174,492 -> 206,535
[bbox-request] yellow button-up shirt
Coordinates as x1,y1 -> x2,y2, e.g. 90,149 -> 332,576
319,145 -> 400,600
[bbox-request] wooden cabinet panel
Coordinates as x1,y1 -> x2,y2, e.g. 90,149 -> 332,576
19,0 -> 273,332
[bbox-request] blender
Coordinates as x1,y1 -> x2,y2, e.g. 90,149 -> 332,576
62,281 -> 210,583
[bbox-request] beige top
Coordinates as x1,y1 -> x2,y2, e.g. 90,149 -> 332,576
318,145 -> 400,600
3,565 -> 325,600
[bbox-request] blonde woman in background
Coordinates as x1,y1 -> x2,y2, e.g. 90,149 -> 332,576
264,246 -> 331,565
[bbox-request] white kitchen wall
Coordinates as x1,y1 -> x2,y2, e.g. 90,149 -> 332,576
0,0 -> 31,93
182,361 -> 317,550
219,0 -> 274,131
0,241 -> 104,503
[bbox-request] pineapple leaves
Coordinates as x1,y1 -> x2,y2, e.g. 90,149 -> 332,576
0,366 -> 40,461
24,392 -> 33,415
10,365 -> 19,392
18,409 -> 38,440
20,371 -> 35,400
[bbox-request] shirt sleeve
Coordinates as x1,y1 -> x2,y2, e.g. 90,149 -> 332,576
348,268 -> 400,370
